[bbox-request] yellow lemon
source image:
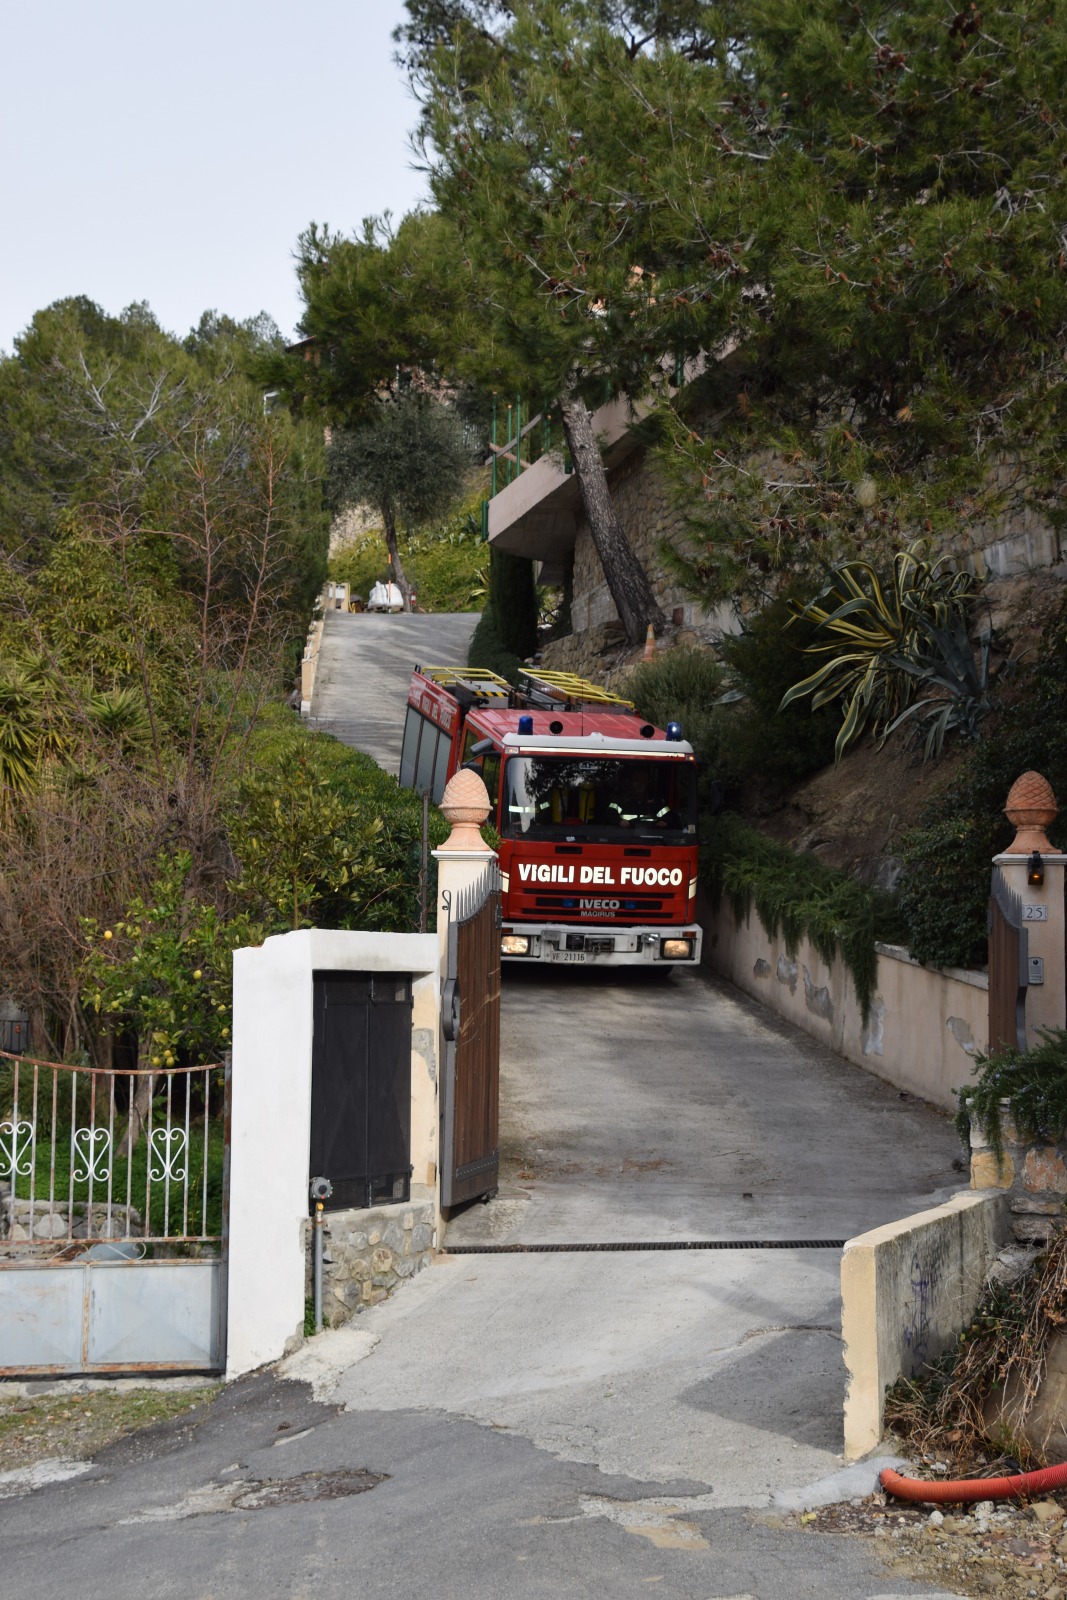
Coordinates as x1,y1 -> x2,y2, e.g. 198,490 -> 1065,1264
193,969 -> 202,980
103,929 -> 113,940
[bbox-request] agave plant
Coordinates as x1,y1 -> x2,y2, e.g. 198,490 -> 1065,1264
87,686 -> 152,747
467,557 -> 491,607
780,544 -> 992,762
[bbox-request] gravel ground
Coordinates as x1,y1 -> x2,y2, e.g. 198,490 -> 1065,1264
784,1485 -> 1067,1598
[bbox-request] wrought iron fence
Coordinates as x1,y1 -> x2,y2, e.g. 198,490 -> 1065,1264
0,1048 -> 227,1258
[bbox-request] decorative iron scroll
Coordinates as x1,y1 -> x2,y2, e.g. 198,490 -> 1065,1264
0,1051 -> 227,1252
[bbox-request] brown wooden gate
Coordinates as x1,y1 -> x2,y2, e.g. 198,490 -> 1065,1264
988,866 -> 1029,1053
441,864 -> 501,1209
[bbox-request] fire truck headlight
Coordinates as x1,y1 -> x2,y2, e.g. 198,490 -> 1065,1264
501,934 -> 531,956
661,938 -> 695,960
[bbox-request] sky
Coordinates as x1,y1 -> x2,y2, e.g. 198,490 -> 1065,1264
0,0 -> 430,353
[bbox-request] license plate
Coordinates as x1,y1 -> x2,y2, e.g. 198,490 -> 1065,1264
547,949 -> 588,963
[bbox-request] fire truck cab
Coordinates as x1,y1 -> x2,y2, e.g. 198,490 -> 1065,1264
399,666 -> 703,968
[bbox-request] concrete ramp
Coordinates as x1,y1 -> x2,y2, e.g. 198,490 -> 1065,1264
308,610 -> 480,774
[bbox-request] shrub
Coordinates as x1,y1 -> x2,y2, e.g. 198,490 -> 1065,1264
717,596 -> 840,789
488,546 -> 538,659
625,607 -> 838,799
897,605 -> 1067,969
625,646 -> 723,764
955,1028 -> 1067,1162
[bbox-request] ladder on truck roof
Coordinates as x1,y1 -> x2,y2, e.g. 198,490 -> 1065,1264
418,664 -> 634,713
517,668 -> 634,712
419,666 -> 512,704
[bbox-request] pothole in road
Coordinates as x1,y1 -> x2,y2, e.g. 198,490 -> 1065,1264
233,1469 -> 387,1509
121,1468 -> 387,1523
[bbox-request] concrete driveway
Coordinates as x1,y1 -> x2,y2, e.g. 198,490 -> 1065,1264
317,962 -> 960,1507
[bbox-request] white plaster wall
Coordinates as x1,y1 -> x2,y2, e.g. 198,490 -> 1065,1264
841,1190 -> 1008,1459
700,893 -> 987,1111
227,928 -> 439,1379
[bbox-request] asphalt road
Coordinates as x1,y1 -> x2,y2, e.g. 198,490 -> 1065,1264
0,1372 -> 968,1600
308,609 -> 480,773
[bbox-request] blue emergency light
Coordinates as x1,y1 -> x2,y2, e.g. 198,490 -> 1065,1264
666,721 -> 683,741
518,714 -> 534,734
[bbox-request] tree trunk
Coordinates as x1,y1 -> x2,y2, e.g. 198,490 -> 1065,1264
559,395 -> 664,646
123,1054 -> 155,1152
381,502 -> 412,612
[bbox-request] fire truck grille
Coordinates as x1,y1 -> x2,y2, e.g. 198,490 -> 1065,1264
525,891 -> 674,920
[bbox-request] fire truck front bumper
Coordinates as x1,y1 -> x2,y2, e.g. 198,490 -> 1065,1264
500,923 -> 703,967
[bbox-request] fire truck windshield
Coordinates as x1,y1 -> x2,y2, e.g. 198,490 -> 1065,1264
502,756 -> 697,840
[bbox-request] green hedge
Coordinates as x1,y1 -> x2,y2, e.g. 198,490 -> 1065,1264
233,707 -> 448,932
897,605 -> 1067,969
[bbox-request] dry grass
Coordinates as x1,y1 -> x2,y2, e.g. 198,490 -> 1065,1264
0,1384 -> 218,1472
886,1231 -> 1067,1470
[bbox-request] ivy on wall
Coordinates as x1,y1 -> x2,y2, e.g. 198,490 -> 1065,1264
700,813 -> 903,1023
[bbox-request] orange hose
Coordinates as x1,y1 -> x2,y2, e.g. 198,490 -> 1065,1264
881,1461 -> 1067,1504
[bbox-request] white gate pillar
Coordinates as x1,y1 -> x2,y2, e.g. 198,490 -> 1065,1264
432,769 -> 497,1221
432,768 -> 496,976
995,771 -> 1067,1041
227,927 -> 440,1379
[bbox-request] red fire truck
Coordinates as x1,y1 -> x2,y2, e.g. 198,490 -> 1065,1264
399,665 -> 703,967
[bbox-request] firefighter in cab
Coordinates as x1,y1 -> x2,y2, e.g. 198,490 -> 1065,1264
609,767 -> 673,829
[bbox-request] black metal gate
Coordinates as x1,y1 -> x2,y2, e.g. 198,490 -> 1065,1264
988,867 -> 1029,1053
441,865 -> 501,1209
310,973 -> 412,1211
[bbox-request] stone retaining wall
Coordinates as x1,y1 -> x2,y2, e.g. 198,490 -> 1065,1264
1,1184 -> 142,1243
309,1196 -> 436,1326
969,1108 -> 1067,1244
545,430 -> 1063,671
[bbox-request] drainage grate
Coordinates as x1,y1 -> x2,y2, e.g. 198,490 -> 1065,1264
444,1239 -> 846,1254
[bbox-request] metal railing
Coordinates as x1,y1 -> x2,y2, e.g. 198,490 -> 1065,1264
486,396 -> 561,499
0,1048 -> 227,1257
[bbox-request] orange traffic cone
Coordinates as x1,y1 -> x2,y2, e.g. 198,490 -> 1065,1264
642,623 -> 655,663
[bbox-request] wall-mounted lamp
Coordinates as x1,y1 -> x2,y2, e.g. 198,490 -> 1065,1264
1028,850 -> 1045,887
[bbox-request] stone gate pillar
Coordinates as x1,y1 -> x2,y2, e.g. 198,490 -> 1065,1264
994,771 -> 1067,1042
